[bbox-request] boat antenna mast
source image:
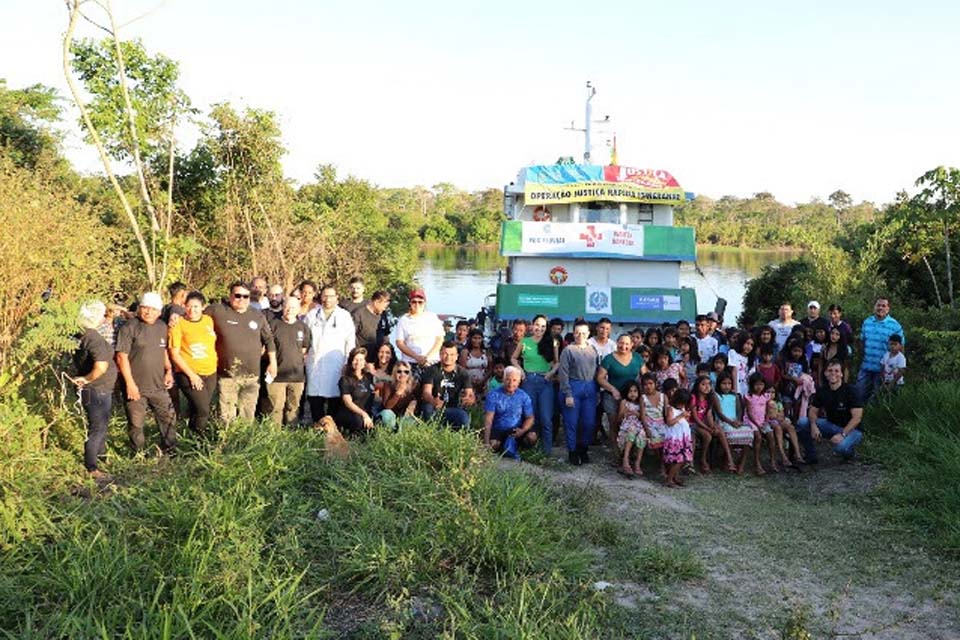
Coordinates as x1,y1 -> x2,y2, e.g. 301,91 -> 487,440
564,81 -> 610,164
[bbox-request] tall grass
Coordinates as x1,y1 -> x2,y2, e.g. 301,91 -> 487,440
0,419 -> 606,638
865,382 -> 960,555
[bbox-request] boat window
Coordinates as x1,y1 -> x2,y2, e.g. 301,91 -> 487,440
636,204 -> 654,224
581,202 -> 620,224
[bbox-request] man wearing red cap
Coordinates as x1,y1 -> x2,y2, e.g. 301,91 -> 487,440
394,288 -> 444,378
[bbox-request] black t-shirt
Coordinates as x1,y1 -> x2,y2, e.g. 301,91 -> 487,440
340,299 -> 366,315
352,304 -> 382,354
269,318 -> 311,382
339,372 -> 375,412
811,383 -> 863,430
423,364 -> 471,408
115,317 -> 168,393
161,303 -> 185,325
262,307 -> 283,324
74,328 -> 118,393
205,303 -> 275,378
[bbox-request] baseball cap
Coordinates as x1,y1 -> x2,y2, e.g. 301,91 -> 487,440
808,300 -> 820,310
140,292 -> 163,309
706,312 -> 719,322
408,288 -> 426,301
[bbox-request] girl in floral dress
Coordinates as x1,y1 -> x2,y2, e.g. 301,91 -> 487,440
617,380 -> 649,477
662,387 -> 694,488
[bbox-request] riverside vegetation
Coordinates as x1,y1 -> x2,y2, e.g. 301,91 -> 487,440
2,11 -> 960,636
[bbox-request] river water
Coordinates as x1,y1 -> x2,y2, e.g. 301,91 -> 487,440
414,246 -> 801,325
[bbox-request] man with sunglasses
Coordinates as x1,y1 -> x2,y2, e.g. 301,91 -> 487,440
206,281 -> 277,422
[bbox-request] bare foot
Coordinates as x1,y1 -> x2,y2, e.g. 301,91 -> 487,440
633,464 -> 644,476
675,477 -> 686,487
754,465 -> 766,476
663,479 -> 679,489
700,462 -> 712,474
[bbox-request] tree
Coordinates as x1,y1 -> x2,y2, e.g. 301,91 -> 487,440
829,189 -> 852,226
912,166 -> 960,309
63,1 -> 190,289
0,80 -> 62,170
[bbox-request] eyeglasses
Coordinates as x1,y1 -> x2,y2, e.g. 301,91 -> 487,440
233,293 -> 250,299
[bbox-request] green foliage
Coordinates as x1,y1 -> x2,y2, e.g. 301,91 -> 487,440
70,38 -> 189,162
739,259 -> 817,324
908,329 -> 960,381
0,79 -> 62,170
864,383 -> 960,555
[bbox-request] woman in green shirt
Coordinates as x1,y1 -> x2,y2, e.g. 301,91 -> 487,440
511,314 -> 559,454
597,334 -> 646,463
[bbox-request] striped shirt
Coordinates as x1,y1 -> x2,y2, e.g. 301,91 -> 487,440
860,315 -> 904,372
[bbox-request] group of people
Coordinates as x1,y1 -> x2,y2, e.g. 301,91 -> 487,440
475,297 -> 906,486
70,275 -> 906,485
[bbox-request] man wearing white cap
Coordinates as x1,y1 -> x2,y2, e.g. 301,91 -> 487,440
72,300 -> 118,478
115,292 -> 177,454
800,301 -> 829,334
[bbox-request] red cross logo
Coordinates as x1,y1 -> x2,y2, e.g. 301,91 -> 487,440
579,225 -> 603,248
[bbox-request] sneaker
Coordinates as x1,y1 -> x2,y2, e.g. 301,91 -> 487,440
568,451 -> 582,466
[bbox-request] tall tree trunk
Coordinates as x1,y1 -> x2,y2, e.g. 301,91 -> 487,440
922,255 -> 944,308
945,222 -> 955,309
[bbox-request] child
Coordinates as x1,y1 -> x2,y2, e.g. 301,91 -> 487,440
756,344 -> 782,395
662,388 -> 694,488
690,376 -> 736,473
694,315 -> 719,362
765,396 -> 805,467
743,373 -> 793,473
711,374 -> 760,474
806,327 -> 828,382
678,336 -> 700,390
486,358 -> 506,393
880,334 -> 906,389
709,353 -> 729,388
639,372 -> 668,476
663,326 -> 680,362
644,327 -> 662,350
617,380 -> 649,477
779,340 -> 808,422
652,347 -> 686,390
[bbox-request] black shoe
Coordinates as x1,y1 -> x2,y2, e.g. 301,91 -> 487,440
568,451 -> 582,466
579,447 -> 590,464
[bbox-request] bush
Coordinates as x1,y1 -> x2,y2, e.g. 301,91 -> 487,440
0,420 -> 604,637
739,258 -> 817,324
864,383 -> 960,555
909,329 -> 960,382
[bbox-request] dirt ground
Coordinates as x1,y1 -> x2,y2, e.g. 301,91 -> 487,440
508,445 -> 960,640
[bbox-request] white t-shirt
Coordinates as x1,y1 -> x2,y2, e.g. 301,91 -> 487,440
588,337 -> 616,364
769,319 -> 801,351
696,335 -> 719,362
880,351 -> 906,385
394,311 -> 445,365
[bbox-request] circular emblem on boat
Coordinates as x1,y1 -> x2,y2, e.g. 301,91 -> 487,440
588,290 -> 609,312
532,206 -> 552,222
549,266 -> 568,285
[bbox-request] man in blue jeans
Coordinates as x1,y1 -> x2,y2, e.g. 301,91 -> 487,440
797,360 -> 864,463
420,341 -> 475,429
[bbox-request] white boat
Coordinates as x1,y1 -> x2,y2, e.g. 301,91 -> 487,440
485,84 -> 698,334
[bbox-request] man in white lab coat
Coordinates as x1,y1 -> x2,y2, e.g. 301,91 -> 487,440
304,284 -> 356,421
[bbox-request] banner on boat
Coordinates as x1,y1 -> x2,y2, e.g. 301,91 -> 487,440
522,165 -> 686,205
500,221 -> 696,261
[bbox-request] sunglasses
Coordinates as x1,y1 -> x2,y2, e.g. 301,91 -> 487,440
233,293 -> 250,299
410,299 -> 425,304
396,369 -> 411,375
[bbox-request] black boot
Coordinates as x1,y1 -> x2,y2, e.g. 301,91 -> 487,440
579,446 -> 590,464
568,450 -> 581,466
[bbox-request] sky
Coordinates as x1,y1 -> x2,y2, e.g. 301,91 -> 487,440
2,0 -> 959,205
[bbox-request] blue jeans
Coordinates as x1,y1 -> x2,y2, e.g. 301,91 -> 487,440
420,404 -> 471,430
796,417 -> 863,462
857,368 -> 884,404
521,373 -> 555,454
81,387 -> 112,471
561,380 -> 597,453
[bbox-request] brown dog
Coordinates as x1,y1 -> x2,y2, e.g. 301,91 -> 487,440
316,416 -> 350,460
